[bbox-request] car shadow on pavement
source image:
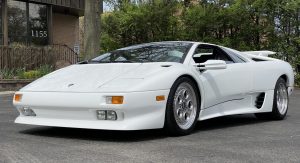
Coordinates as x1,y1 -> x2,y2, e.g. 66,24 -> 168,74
194,114 -> 270,132
20,127 -> 167,142
19,114 -> 270,142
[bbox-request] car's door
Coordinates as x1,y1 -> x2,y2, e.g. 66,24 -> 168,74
191,44 -> 253,109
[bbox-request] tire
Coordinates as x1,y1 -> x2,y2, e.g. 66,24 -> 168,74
164,77 -> 200,136
255,78 -> 288,120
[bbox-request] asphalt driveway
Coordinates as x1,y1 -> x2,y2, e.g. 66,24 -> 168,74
0,90 -> 299,163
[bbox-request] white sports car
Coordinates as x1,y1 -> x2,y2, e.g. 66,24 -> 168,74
13,41 -> 294,135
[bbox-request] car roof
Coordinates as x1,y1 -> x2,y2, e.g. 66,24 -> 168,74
150,41 -> 221,47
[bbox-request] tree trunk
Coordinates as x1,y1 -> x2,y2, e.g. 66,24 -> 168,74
84,0 -> 102,60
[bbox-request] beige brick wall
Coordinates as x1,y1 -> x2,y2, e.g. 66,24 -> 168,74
52,13 -> 79,49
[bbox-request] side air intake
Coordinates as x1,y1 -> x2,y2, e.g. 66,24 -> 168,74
255,93 -> 265,109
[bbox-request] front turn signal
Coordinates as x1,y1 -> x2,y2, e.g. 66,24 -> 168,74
14,93 -> 23,102
106,96 -> 124,104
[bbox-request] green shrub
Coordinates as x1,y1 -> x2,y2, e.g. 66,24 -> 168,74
295,73 -> 300,87
0,68 -> 25,79
21,65 -> 54,79
22,70 -> 40,79
37,65 -> 53,77
0,68 -> 16,79
0,65 -> 54,80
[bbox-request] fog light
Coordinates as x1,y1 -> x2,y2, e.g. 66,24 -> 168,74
96,110 -> 117,120
20,107 -> 36,116
96,110 -> 106,120
106,110 -> 117,120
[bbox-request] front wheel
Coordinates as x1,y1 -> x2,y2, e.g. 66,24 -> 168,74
164,77 -> 200,136
255,78 -> 288,120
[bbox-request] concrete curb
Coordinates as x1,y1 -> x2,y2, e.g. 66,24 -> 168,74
0,91 -> 15,95
0,79 -> 33,92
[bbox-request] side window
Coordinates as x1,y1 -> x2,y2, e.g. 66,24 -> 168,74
214,48 -> 234,64
193,45 -> 234,64
222,47 -> 247,63
193,46 -> 215,63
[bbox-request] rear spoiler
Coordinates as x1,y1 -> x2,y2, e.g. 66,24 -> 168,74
241,51 -> 276,57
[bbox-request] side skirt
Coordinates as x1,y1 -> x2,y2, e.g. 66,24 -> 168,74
198,90 -> 274,121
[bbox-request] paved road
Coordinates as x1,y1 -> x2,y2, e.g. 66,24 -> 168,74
0,91 -> 300,163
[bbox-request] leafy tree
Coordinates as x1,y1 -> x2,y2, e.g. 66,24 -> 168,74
100,0 -> 300,69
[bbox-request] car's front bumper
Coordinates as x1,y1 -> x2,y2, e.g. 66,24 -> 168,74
14,90 -> 169,130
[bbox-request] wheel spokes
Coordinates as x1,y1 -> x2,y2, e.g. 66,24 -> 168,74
277,83 -> 288,115
173,82 -> 198,130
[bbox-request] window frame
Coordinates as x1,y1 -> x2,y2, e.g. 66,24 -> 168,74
221,47 -> 248,63
92,42 -> 194,63
6,0 -> 49,46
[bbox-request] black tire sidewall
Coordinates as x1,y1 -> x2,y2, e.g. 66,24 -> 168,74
164,77 -> 200,135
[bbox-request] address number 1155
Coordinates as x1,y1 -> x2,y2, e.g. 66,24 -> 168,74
31,30 -> 48,38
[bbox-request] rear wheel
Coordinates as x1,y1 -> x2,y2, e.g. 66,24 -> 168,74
164,77 -> 200,136
255,78 -> 288,120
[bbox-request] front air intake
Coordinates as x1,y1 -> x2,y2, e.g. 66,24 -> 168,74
255,93 -> 265,109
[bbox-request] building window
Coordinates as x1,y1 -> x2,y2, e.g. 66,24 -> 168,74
7,0 -> 48,46
29,3 -> 48,45
7,0 -> 27,45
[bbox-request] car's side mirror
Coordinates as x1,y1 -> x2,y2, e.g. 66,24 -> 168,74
194,60 -> 227,71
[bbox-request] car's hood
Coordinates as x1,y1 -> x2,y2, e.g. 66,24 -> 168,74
21,63 -> 172,92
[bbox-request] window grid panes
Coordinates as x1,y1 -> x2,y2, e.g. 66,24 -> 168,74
7,0 -> 27,45
29,3 -> 48,45
7,0 -> 48,46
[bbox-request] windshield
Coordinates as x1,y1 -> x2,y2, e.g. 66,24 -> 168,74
90,42 -> 193,63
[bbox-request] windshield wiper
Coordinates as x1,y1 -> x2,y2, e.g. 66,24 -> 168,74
111,60 -> 137,63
